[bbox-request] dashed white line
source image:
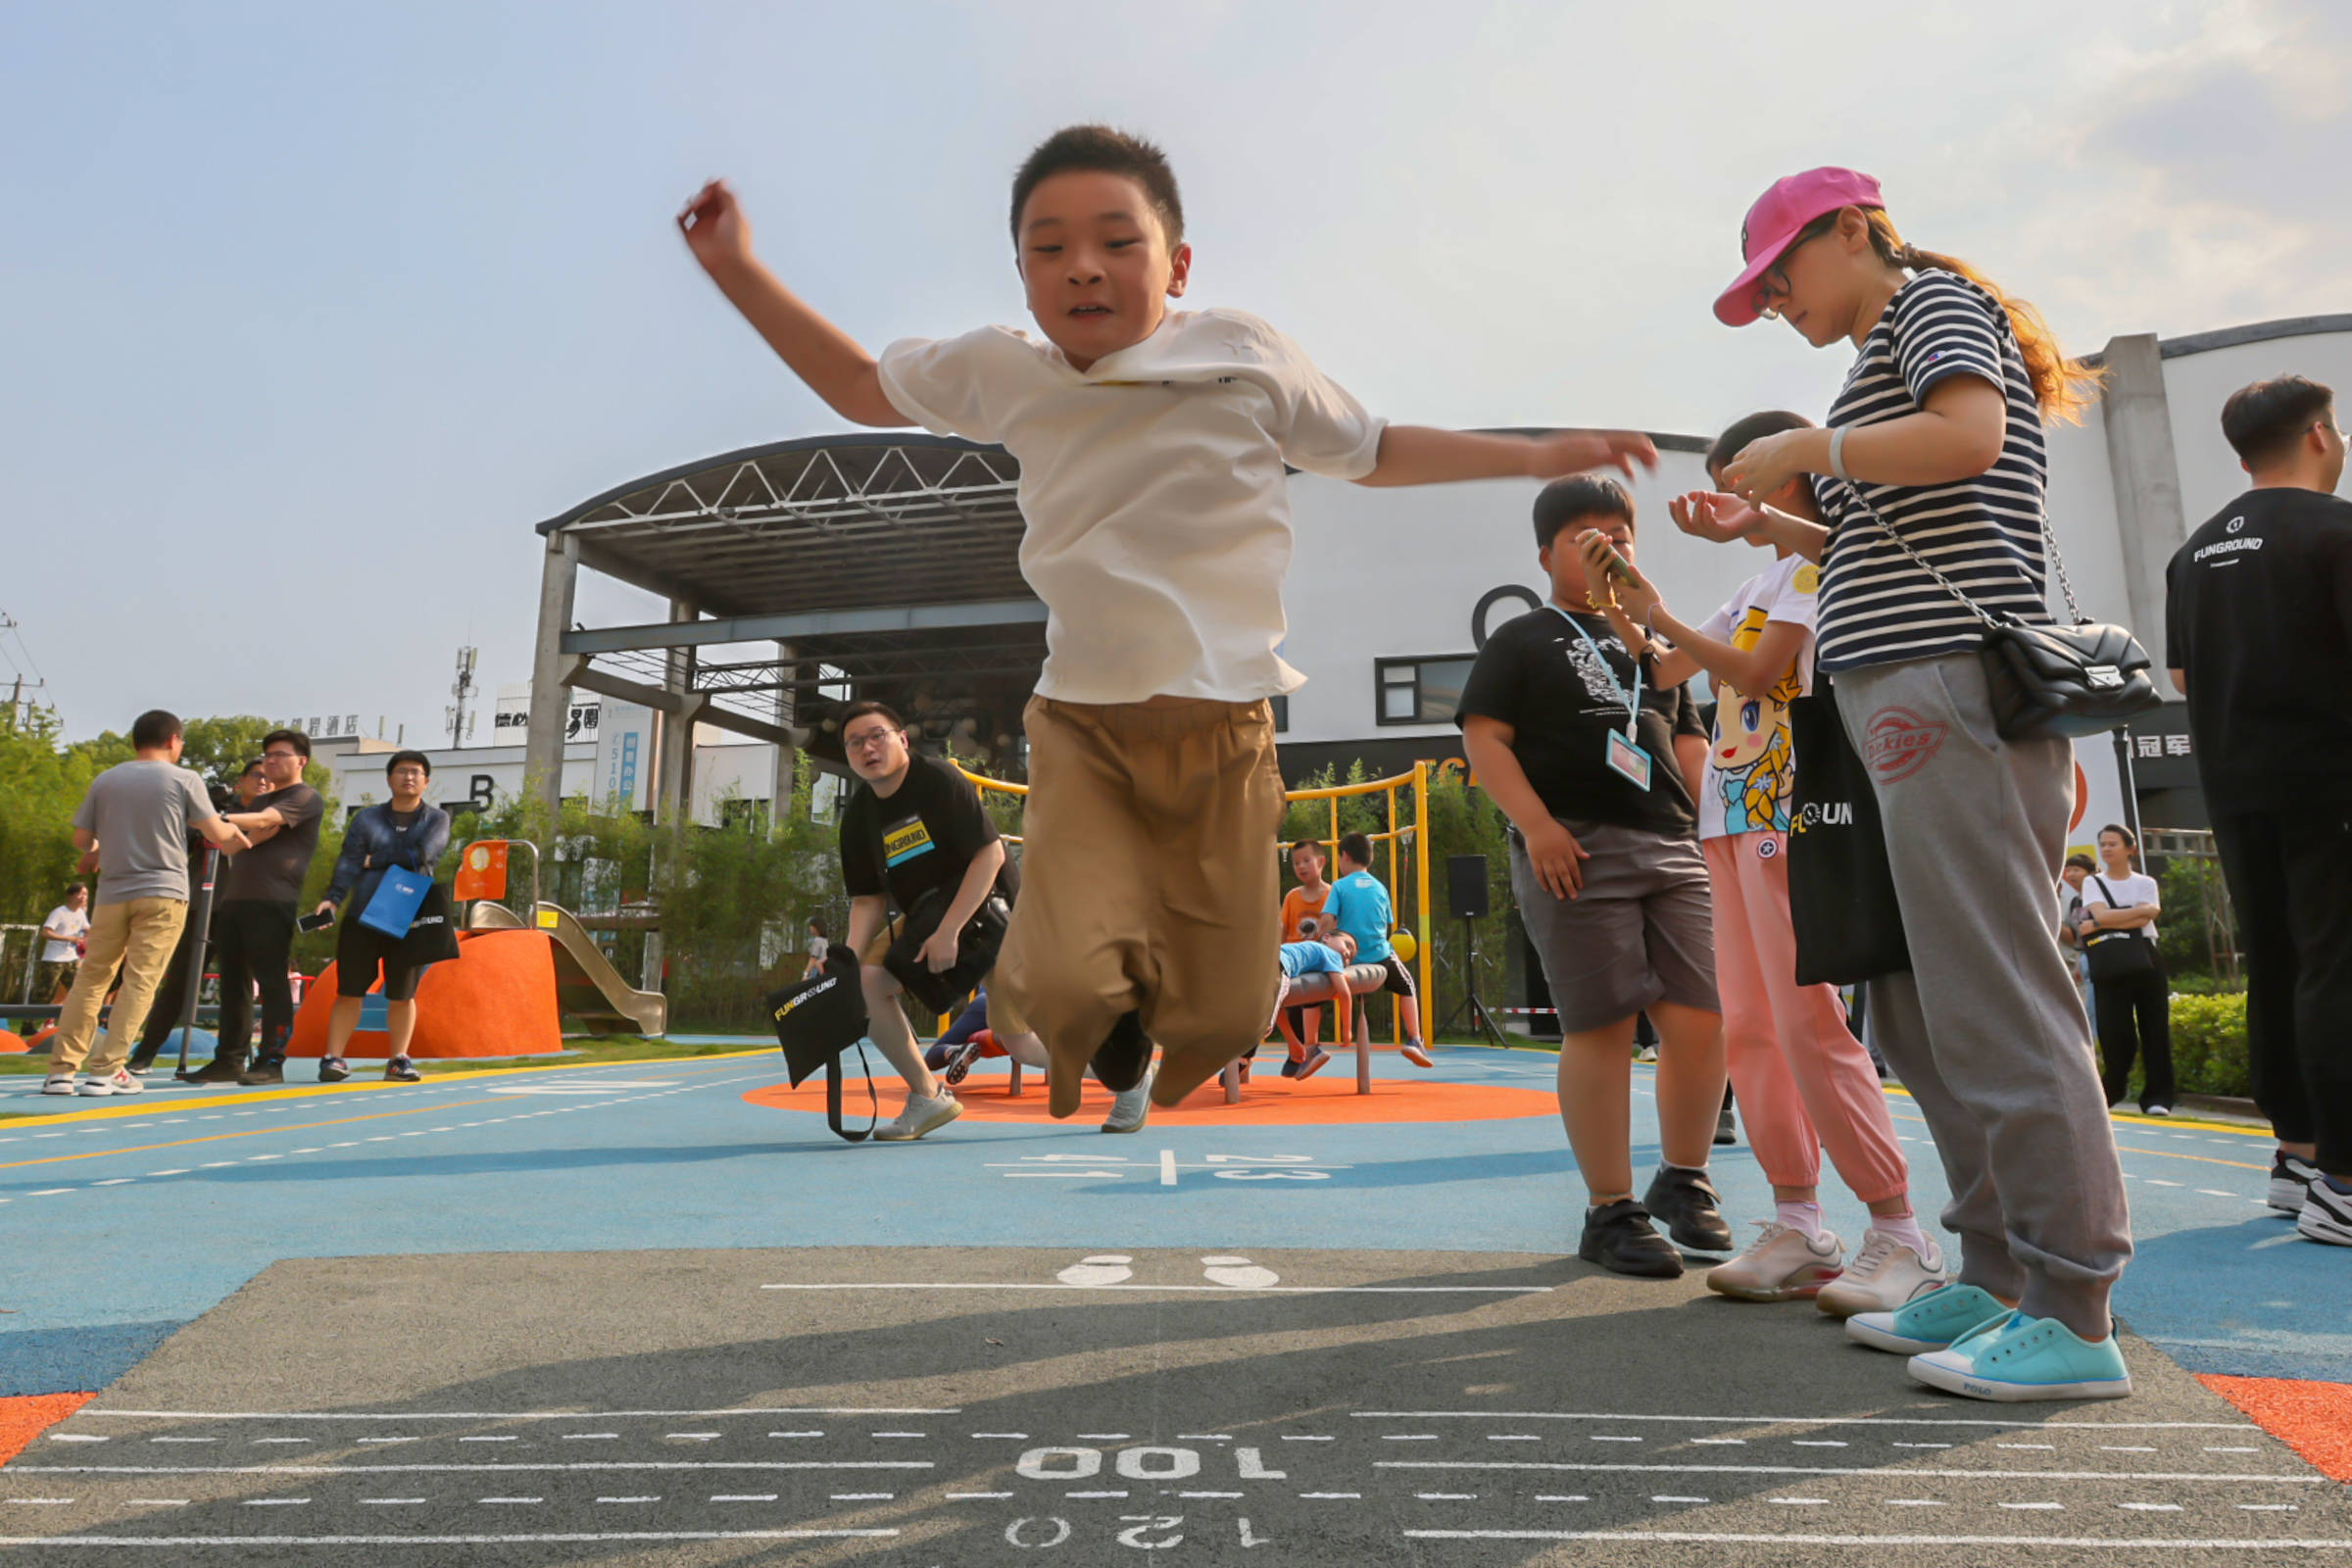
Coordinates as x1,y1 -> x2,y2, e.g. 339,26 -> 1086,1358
241,1498 -> 310,1506
1065,1491 -> 1128,1499
1772,1497 -> 1830,1505
1298,1493 -> 1361,1499
945,1492 -> 1012,1500
1179,1491 -> 1244,1498
356,1438 -> 416,1446
597,1495 -> 660,1503
1418,1493 -> 1479,1500
359,1498 -> 426,1505
711,1494 -> 777,1502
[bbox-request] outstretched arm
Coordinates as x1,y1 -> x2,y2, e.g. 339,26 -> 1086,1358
677,180 -> 909,429
1357,426 -> 1657,488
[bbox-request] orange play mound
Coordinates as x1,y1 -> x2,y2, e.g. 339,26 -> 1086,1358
286,928 -> 562,1059
2195,1373 -> 2352,1482
0,1031 -> 25,1054
0,1393 -> 95,1469
745,1070 -> 1557,1127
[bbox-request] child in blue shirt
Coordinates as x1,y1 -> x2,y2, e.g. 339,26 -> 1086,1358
1273,932 -> 1356,1079
1325,833 -> 1432,1066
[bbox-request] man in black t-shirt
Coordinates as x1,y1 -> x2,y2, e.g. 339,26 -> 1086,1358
205,728 -> 329,1084
1456,476 -> 1728,1280
2166,374 -> 2352,1244
835,701 -> 1145,1141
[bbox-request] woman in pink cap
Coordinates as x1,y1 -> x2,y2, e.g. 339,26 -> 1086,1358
1677,168 -> 2132,1403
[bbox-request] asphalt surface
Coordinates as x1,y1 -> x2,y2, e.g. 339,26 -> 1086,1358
3,1247 -> 2345,1565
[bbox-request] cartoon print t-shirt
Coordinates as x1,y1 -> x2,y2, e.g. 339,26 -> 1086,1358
1694,554 -> 1818,841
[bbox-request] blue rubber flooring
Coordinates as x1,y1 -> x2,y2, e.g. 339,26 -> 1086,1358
0,1047 -> 2339,1397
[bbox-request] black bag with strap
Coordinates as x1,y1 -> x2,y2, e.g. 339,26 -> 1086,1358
1832,478 -> 2163,741
388,879 -> 462,967
883,887 -> 1009,1017
2080,874 -> 2158,983
764,944 -> 879,1143
1787,675 -> 1910,985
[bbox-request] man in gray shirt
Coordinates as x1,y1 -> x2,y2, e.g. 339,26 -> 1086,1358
45,710 -> 251,1098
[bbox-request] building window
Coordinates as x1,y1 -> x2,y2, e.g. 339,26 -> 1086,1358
1270,694 -> 1290,733
1374,656 -> 1475,726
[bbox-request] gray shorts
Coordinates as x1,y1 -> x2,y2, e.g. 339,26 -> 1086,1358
1510,818 -> 1718,1034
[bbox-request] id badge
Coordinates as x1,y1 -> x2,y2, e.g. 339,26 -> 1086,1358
1604,728 -> 1653,790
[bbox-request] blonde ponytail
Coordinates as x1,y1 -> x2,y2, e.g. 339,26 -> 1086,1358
1865,211 -> 2100,424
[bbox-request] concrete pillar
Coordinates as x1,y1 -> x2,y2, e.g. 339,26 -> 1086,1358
2098,333 -> 2189,696
769,639 -> 798,825
656,598 -> 698,826
524,530 -> 579,825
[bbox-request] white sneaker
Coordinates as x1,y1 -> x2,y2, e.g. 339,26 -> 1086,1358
1704,1221 -> 1844,1302
873,1090 -> 962,1143
1102,1063 -> 1155,1134
76,1071 -> 128,1097
1816,1227 -> 1948,1319
40,1072 -> 77,1096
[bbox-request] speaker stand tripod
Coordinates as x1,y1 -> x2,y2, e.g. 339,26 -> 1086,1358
1435,913 -> 1510,1048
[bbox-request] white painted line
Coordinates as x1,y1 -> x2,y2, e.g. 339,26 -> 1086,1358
1998,1444 -> 2055,1450
770,1432 -> 822,1439
2000,1502 -> 2064,1510
665,1433 -> 722,1441
242,1498 -> 310,1506
711,1494 -> 777,1501
1176,1435 -> 1232,1442
356,1438 -> 416,1446
1159,1149 -> 1179,1185
2124,1502 -> 2185,1511
1299,1493 -> 1361,1499
2208,1447 -> 2259,1453
1651,1494 -> 1710,1503
1280,1436 -> 1334,1443
17,1462 -> 937,1475
760,1281 -> 1551,1296
81,1406 -> 958,1419
4,1499 -> 73,1506
1350,1411 -> 2256,1430
1076,1434 -> 1129,1442
870,1432 -> 925,1439
564,1434 -> 617,1442
27,1188 -> 76,1196
1401,1531 -> 2352,1549
1591,1436 -> 1642,1444
91,1178 -> 134,1186
1772,1497 -> 1830,1505
969,1434 -> 1025,1441
945,1492 -> 1012,1500
1488,1436 -> 1540,1443
359,1499 -> 426,1505
1418,1493 -> 1479,1500
1690,1439 -> 1745,1446
1065,1491 -> 1128,1499
1384,1435 -> 1439,1442
1891,1443 -> 1951,1449
1885,1499 -> 1944,1506
830,1493 -> 894,1501
1373,1461 -> 2319,1485
1789,1441 -> 1847,1448
48,1435 -> 108,1444
2100,1446 -> 2157,1452
1179,1492 -> 1244,1499
480,1497 -> 543,1504
2239,1504 -> 2301,1511
597,1496 -> 660,1503
460,1437 -> 518,1444
150,1438 -> 215,1445
147,1170 -> 191,1177
2199,1190 -> 2239,1199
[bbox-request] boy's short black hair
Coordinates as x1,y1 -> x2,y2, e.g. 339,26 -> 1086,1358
1290,839 -> 1326,861
65,881 -> 86,897
839,700 -> 906,734
262,726 -> 313,760
1010,124 -> 1185,248
1707,410 -> 1815,477
239,759 -> 267,779
386,749 -> 433,779
2064,853 -> 2096,872
1532,475 -> 1634,551
1337,831 -> 1374,865
130,710 -> 182,750
2221,374 -> 2334,467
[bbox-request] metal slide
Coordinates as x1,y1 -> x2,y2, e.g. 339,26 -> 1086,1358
466,901 -> 667,1036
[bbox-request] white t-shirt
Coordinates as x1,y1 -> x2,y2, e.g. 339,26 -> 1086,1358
1693,554 -> 1820,840
41,905 -> 90,962
2081,869 -> 2160,943
878,308 -> 1386,705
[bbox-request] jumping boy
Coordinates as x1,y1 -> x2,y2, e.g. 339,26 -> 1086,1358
1324,832 -> 1433,1067
677,126 -> 1653,1114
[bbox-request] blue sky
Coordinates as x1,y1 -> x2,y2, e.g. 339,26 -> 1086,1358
5,1 -> 2344,743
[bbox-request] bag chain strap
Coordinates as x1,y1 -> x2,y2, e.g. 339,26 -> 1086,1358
1830,473 -> 2083,628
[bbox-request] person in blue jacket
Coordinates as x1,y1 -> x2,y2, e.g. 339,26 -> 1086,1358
311,751 -> 452,1085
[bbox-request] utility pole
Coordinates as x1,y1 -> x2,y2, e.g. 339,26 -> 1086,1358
445,645 -> 479,750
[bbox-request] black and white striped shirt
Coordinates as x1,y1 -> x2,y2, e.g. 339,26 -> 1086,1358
1809,270 -> 2053,672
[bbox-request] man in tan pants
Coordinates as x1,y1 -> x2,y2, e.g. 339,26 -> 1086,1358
45,710 -> 248,1098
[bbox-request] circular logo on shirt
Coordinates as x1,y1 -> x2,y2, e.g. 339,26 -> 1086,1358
1756,835 -> 1781,859
1791,563 -> 1821,595
1298,913 -> 1324,938
2226,515 -> 2245,534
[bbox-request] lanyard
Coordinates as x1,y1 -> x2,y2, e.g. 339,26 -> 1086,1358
1550,606 -> 1643,737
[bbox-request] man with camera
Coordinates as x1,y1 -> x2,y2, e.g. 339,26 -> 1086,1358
836,701 -> 1149,1140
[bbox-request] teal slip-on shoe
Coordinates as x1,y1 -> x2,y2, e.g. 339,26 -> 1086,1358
1845,1281 -> 2011,1355
1906,1311 -> 2132,1402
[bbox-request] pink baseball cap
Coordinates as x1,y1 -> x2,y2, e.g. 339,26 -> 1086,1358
1713,167 -> 1886,327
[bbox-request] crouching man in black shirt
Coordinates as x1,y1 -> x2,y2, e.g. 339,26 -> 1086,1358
1455,477 -> 1730,1278
2166,374 -> 2352,1246
837,702 -> 1152,1141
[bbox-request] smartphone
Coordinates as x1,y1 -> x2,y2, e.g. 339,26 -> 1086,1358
298,910 -> 336,933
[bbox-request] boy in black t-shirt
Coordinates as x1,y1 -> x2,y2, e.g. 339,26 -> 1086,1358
2166,374 -> 2352,1244
1455,477 -> 1729,1279
837,702 -> 1151,1140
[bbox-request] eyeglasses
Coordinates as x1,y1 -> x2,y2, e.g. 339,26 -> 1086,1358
263,750 -> 302,760
1752,228 -> 1828,321
844,729 -> 900,753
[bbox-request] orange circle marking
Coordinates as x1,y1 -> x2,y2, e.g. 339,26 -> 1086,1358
743,1069 -> 1555,1127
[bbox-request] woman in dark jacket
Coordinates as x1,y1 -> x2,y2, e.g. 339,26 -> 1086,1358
314,750 -> 451,1083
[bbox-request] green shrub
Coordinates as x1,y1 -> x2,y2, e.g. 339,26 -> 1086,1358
2169,990 -> 2250,1098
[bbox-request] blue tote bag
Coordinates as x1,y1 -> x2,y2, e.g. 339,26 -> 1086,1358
357,865 -> 433,938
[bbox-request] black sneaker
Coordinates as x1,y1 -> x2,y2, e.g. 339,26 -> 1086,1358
384,1056 -> 422,1083
235,1056 -> 286,1086
183,1054 -> 246,1084
318,1055 -> 352,1084
1089,1010 -> 1152,1094
2270,1153 -> 2322,1215
1643,1164 -> 1735,1251
1578,1199 -> 1684,1279
2300,1175 -> 2352,1248
939,1040 -> 986,1087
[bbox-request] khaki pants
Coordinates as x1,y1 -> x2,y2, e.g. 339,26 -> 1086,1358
858,916 -> 1031,1038
51,897 -> 189,1076
997,695 -> 1287,1112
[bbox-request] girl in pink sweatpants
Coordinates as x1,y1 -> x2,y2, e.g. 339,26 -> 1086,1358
1580,412 -> 1939,1314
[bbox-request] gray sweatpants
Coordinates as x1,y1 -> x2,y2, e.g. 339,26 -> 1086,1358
1836,654 -> 2131,1339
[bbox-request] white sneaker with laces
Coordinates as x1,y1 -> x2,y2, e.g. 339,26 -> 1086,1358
1102,1063 -> 1155,1134
1816,1227 -> 1947,1319
1704,1220 -> 1844,1302
873,1090 -> 962,1143
2299,1177 -> 2352,1248
41,1072 -> 77,1097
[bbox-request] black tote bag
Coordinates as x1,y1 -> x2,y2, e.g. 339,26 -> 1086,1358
1787,677 -> 1910,985
2081,875 -> 2157,982
387,879 -> 462,967
764,944 -> 879,1142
